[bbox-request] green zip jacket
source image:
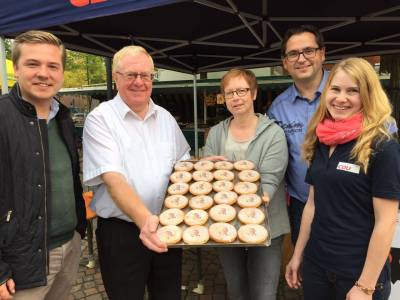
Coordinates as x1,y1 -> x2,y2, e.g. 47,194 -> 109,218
204,113 -> 290,239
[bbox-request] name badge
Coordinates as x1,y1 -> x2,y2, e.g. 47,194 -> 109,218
337,162 -> 360,174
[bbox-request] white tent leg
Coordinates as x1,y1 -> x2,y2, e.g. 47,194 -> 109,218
0,36 -> 9,94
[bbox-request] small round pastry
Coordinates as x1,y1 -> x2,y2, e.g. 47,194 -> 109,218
189,195 -> 214,210
214,191 -> 238,205
157,225 -> 182,245
192,170 -> 214,182
159,208 -> 184,226
234,160 -> 255,171
209,204 -> 236,222
174,161 -> 194,172
194,160 -> 214,171
170,171 -> 192,183
234,182 -> 258,195
213,170 -> 234,181
237,194 -> 262,208
184,209 -> 209,226
238,224 -> 268,244
213,180 -> 234,192
168,182 -> 189,195
214,161 -> 234,170
164,195 -> 189,209
238,170 -> 260,183
209,222 -> 237,243
189,181 -> 213,195
183,225 -> 209,245
238,207 -> 265,224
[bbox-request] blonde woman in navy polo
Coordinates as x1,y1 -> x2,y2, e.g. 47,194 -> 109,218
285,57 -> 400,300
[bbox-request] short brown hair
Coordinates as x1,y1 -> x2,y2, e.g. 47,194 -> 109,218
12,30 -> 66,69
220,68 -> 258,97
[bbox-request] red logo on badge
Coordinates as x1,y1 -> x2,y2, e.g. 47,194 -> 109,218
70,0 -> 107,7
337,165 -> 351,171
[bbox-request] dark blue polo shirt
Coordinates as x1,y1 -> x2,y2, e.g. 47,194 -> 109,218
305,138 -> 400,278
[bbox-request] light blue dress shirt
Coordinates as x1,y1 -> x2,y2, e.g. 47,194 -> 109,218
267,70 -> 329,203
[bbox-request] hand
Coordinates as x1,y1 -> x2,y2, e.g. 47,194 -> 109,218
0,279 -> 15,300
202,156 -> 227,161
346,285 -> 373,300
262,192 -> 270,206
285,255 -> 303,289
139,215 -> 168,253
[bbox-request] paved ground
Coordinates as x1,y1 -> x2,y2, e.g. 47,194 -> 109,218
70,221 -> 303,300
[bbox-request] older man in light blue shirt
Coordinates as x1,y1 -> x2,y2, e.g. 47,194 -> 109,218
267,25 -> 327,245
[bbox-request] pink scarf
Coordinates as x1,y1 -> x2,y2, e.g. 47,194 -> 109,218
316,112 -> 363,146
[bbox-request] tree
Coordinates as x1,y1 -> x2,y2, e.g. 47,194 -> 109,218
64,50 -> 106,87
4,39 -> 12,60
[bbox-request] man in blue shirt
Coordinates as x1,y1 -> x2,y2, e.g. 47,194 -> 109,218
267,25 -> 328,245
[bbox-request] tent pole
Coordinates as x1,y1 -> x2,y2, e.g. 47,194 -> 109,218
193,74 -> 198,158
105,57 -> 113,100
0,36 -> 9,95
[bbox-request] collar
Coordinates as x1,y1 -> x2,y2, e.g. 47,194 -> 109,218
114,93 -> 158,120
290,69 -> 329,104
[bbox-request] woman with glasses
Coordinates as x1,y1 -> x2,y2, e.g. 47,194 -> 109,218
203,68 -> 290,300
285,57 -> 400,300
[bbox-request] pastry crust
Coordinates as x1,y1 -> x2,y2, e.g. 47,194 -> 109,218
170,171 -> 192,183
194,160 -> 214,171
213,180 -> 234,192
214,161 -> 234,170
213,170 -> 235,181
234,160 -> 255,171
189,195 -> 214,210
174,161 -> 194,172
234,182 -> 258,194
238,170 -> 260,183
183,225 -> 209,245
184,209 -> 209,226
238,207 -> 265,224
237,194 -> 262,208
189,181 -> 213,195
209,222 -> 237,243
209,204 -> 236,222
192,170 -> 214,182
157,225 -> 182,245
214,191 -> 238,205
159,208 -> 184,226
168,182 -> 189,195
238,224 -> 268,244
164,195 -> 189,209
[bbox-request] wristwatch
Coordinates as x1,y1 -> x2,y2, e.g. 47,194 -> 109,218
354,281 -> 375,295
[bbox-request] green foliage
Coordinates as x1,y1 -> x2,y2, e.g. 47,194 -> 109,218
64,50 -> 106,88
4,39 -> 12,60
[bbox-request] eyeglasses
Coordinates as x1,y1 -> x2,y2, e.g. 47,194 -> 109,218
284,47 -> 321,62
115,71 -> 155,82
224,88 -> 250,99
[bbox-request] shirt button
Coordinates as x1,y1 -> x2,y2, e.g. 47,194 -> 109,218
37,184 -> 42,188
29,121 -> 34,125
38,248 -> 42,253
38,215 -> 42,220
35,152 -> 40,156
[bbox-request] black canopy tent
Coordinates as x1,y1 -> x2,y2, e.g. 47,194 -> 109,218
1,0 -> 400,155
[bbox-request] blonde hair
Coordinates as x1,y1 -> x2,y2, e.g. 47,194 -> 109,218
12,30 -> 66,69
112,45 -> 154,73
302,57 -> 395,172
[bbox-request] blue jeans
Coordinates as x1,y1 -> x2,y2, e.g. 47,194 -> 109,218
289,196 -> 305,245
217,235 -> 283,300
302,256 -> 391,300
